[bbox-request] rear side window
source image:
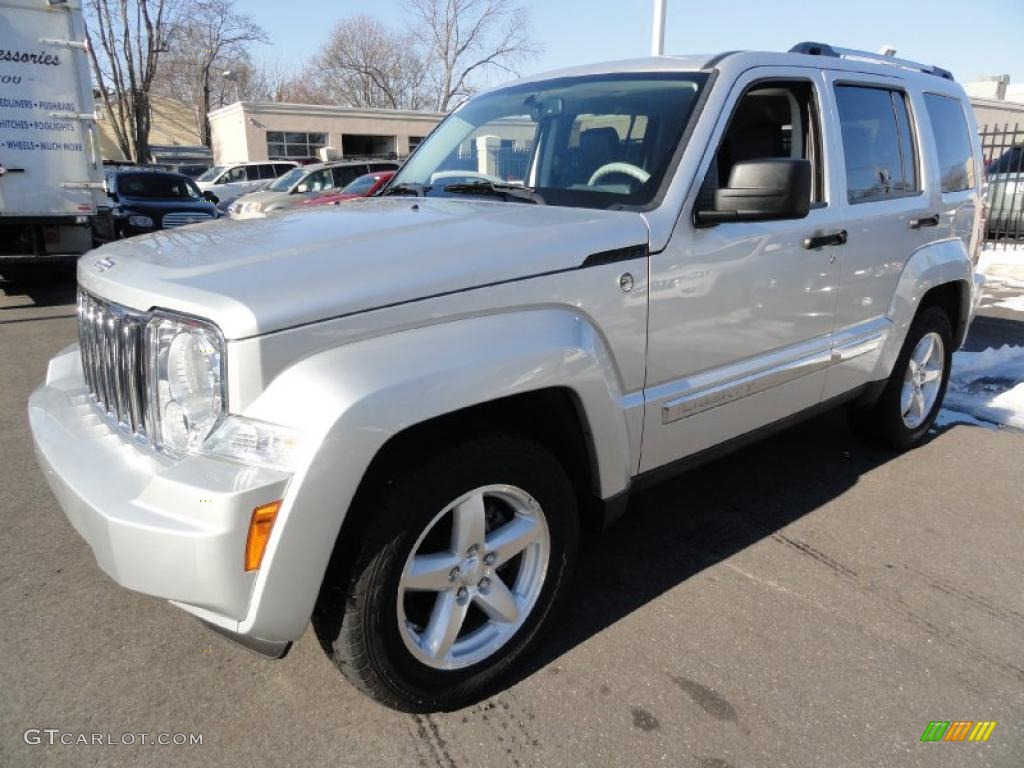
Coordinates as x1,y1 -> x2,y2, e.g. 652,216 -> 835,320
835,85 -> 919,203
924,94 -> 976,192
245,165 -> 262,181
332,165 -> 364,187
273,164 -> 294,176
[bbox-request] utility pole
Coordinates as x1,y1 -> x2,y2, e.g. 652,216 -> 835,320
651,0 -> 667,56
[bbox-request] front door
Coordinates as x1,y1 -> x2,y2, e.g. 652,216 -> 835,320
641,69 -> 841,472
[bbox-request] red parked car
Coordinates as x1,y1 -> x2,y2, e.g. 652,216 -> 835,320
298,171 -> 396,207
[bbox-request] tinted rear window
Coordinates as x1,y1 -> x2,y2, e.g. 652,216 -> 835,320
923,94 -> 976,193
835,85 -> 919,203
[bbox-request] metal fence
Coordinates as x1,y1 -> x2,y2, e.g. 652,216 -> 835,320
979,122 -> 1023,246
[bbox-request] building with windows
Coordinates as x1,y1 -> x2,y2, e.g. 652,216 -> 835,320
207,101 -> 446,164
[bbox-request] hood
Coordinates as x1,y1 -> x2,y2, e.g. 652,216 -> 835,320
300,193 -> 359,206
78,197 -> 650,340
117,197 -> 217,215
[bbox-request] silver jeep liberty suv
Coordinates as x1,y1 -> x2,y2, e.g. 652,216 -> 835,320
30,42 -> 985,711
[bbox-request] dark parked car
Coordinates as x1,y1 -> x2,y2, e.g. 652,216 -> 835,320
986,144 -> 1023,238
99,170 -> 219,241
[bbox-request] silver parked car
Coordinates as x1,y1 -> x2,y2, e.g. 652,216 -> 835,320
195,161 -> 298,205
229,160 -> 400,218
30,43 -> 985,712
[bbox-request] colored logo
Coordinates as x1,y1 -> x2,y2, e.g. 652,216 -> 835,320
920,721 -> 997,742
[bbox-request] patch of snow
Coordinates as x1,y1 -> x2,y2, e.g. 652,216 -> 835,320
940,344 -> 1024,429
934,408 -> 995,430
993,295 -> 1024,313
978,243 -> 1024,289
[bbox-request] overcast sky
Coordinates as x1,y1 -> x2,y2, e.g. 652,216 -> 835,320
244,0 -> 1023,88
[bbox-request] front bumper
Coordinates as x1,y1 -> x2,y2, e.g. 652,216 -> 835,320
29,345 -> 293,655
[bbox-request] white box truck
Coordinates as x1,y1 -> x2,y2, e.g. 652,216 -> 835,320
0,0 -> 108,264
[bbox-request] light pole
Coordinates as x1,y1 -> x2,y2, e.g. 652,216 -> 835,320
222,69 -> 241,103
651,0 -> 667,56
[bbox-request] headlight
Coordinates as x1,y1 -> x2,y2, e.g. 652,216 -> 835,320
245,201 -> 263,213
128,214 -> 154,228
148,314 -> 226,455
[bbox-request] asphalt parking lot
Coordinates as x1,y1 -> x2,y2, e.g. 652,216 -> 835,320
1,265 -> 1022,768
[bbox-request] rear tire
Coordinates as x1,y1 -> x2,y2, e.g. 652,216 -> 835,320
313,434 -> 579,712
848,306 -> 953,450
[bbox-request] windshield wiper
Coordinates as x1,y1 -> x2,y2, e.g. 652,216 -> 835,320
442,181 -> 545,205
382,182 -> 430,197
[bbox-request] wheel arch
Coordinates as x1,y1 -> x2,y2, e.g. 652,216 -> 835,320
235,309 -> 636,642
878,238 -> 974,378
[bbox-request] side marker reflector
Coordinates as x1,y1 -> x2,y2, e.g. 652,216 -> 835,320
245,501 -> 282,572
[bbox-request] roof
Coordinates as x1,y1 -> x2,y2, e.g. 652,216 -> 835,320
500,45 -> 963,94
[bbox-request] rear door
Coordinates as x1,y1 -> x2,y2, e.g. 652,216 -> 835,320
0,0 -> 100,216
822,73 -> 952,399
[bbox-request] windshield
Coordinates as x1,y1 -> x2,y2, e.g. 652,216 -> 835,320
342,173 -> 384,196
116,173 -> 202,200
196,165 -> 226,182
267,166 -> 306,192
388,72 -> 707,209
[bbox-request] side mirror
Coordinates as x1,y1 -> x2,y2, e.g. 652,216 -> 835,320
695,159 -> 811,226
107,190 -> 118,202
203,190 -> 219,204
295,183 -> 308,194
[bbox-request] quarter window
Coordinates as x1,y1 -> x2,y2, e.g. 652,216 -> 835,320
835,85 -> 919,203
923,94 -> 976,193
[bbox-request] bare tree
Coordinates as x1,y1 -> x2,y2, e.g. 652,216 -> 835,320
408,0 -> 540,112
85,0 -> 182,163
313,16 -> 430,110
156,0 -> 267,145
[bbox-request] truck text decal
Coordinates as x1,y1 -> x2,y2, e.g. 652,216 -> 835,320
0,49 -> 61,66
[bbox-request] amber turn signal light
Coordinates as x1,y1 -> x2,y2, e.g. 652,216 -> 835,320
245,501 -> 282,572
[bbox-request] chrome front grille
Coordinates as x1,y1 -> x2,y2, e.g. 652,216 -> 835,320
162,211 -> 213,228
77,290 -> 150,438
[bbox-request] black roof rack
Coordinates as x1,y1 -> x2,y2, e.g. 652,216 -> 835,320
789,41 -> 954,81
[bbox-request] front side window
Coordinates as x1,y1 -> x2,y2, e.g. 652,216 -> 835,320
222,166 -> 246,183
835,85 -> 919,203
299,168 -> 333,193
708,79 -> 825,205
267,166 -> 305,192
387,73 -> 707,209
924,94 -> 976,193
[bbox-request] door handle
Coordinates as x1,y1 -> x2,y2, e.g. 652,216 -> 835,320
0,166 -> 26,178
803,230 -> 848,250
909,214 -> 940,229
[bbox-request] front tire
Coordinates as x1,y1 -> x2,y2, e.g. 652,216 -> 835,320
313,434 -> 579,712
848,306 -> 953,450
